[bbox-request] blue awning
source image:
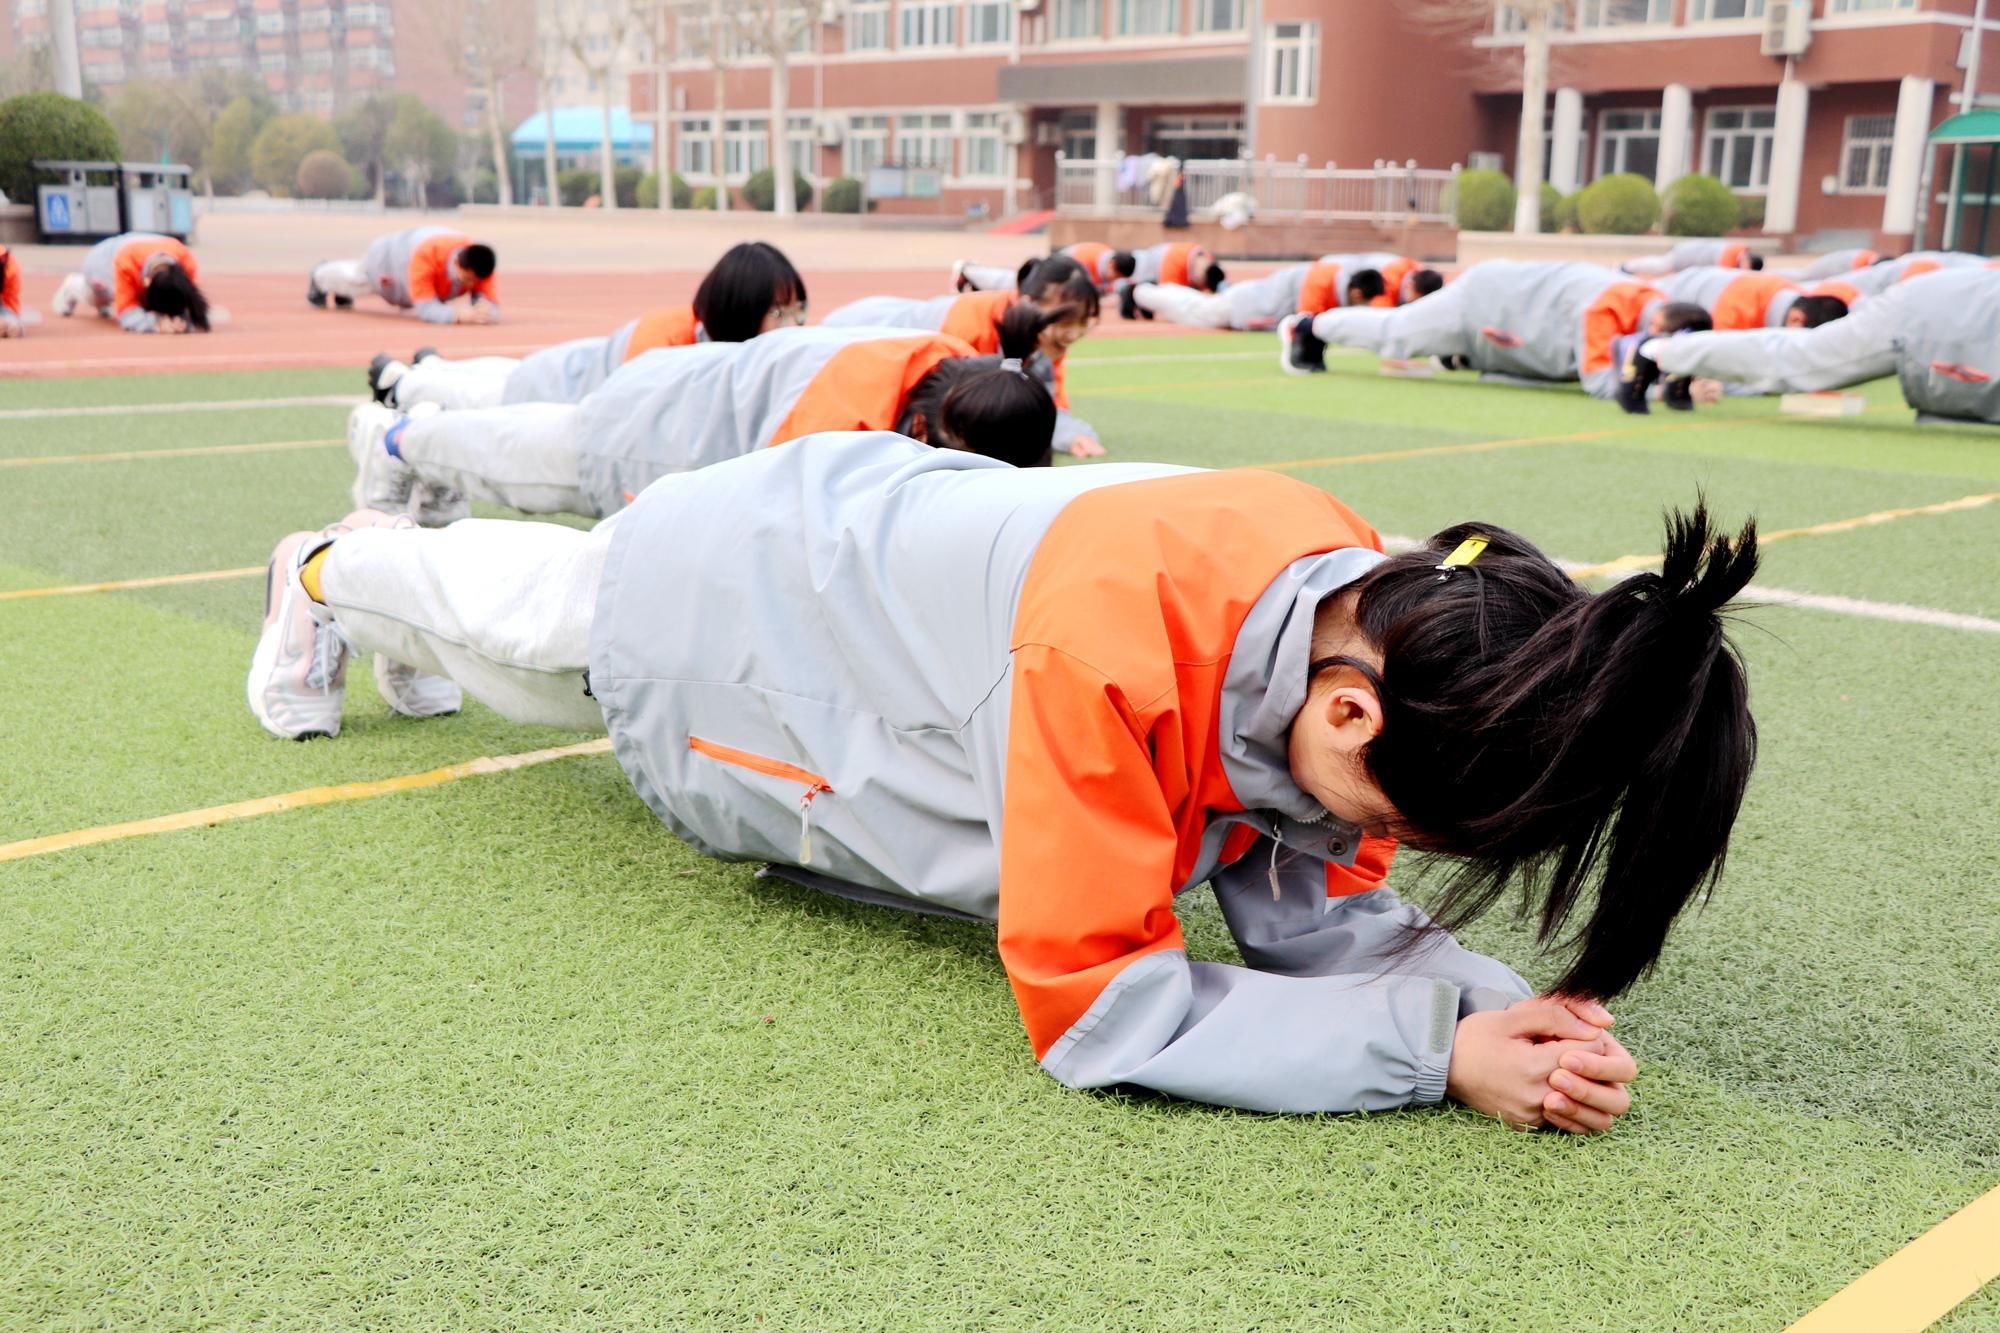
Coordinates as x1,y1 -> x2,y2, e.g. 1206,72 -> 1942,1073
512,107 -> 654,153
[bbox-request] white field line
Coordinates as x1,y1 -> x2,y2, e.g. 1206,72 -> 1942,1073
0,394 -> 360,421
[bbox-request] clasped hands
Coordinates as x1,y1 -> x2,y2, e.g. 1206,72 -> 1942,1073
1446,995 -> 1637,1135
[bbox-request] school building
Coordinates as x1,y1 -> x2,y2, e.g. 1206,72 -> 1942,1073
630,0 -> 1998,253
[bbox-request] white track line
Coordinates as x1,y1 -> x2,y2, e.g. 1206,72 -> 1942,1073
0,395 -> 360,421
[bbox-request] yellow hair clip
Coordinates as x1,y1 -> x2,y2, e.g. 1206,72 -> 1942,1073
1435,535 -> 1489,579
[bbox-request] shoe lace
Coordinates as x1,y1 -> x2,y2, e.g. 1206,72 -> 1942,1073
305,622 -> 347,693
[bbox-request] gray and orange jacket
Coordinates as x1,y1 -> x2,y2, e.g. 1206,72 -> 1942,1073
1659,266 -> 1802,329
1799,248 -> 1878,281
1131,241 -> 1215,289
590,435 -> 1529,1112
1848,250 -> 1987,298
361,225 -> 499,323
1659,239 -> 1756,272
566,323 -> 972,516
80,232 -> 198,332
0,244 -> 20,332
1311,261 -> 1660,399
1301,253 -> 1418,315
1652,266 -> 2000,424
1059,241 -> 1125,290
500,305 -> 706,406
819,290 -> 1097,452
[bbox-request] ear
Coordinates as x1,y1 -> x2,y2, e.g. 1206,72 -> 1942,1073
904,412 -> 929,444
1319,679 -> 1384,750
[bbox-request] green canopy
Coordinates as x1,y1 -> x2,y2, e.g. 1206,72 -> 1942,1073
1930,109 -> 2000,144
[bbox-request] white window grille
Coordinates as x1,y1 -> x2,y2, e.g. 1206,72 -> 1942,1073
1597,108 -> 1662,179
1840,115 -> 1896,192
1116,0 -> 1176,36
1702,106 -> 1775,191
1263,21 -> 1316,103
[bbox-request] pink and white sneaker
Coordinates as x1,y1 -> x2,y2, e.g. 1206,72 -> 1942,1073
322,509 -> 464,719
246,530 -> 347,739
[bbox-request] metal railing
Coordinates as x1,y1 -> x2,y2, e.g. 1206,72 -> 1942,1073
1054,155 -> 1462,224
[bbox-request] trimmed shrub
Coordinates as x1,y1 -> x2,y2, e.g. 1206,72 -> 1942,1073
0,92 -> 121,206
1452,167 -> 1516,232
822,175 -> 865,214
691,185 -> 723,210
1734,192 -> 1766,231
1538,181 -> 1561,234
295,149 -> 354,200
1555,190 -> 1583,232
1662,173 -> 1739,237
558,168 -> 598,206
743,167 -> 814,212
468,168 -> 499,205
1577,172 -> 1661,235
636,171 -> 693,209
614,164 -> 642,208
249,113 -> 340,196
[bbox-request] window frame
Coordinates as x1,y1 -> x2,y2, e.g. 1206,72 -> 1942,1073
1838,113 -> 1897,194
677,116 -> 715,178
1687,0 -> 1765,19
1190,0 -> 1243,32
898,0 -> 956,48
1596,107 -> 1663,180
962,110 -> 1007,179
965,0 -> 1012,44
844,113 -> 890,177
1051,0 -> 1103,41
894,110 -> 956,172
844,1 -> 889,51
1699,104 -> 1776,193
1262,20 -> 1318,105
1115,0 -> 1179,38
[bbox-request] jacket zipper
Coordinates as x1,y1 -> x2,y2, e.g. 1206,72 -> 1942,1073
686,736 -> 833,865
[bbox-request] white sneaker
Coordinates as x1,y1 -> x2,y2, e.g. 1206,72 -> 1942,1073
1277,313 -> 1327,376
51,273 -> 87,318
346,402 -> 419,513
952,259 -> 972,293
410,482 -> 470,527
247,530 -> 347,739
374,653 -> 462,718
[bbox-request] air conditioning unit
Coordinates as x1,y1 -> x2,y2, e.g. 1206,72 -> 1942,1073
1016,0 -> 1043,11
999,109 -> 1028,144
1033,120 -> 1062,146
1761,0 -> 1810,57
816,114 -> 845,146
1468,150 -> 1504,172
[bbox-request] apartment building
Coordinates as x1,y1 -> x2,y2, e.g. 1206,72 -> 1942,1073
632,0 -> 1990,247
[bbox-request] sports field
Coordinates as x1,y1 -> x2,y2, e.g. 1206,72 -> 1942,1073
2,331 -> 1997,1326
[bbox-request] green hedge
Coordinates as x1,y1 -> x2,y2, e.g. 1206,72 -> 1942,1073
295,149 -> 354,200
690,185 -> 723,210
743,167 -> 814,212
613,164 -> 642,208
557,168 -> 597,206
1662,173 -> 1740,236
1538,181 -> 1561,234
1577,172 -> 1661,235
0,92 -> 121,206
1734,193 -> 1765,230
248,114 -> 340,196
822,176 -> 865,214
1554,190 -> 1583,232
1453,168 -> 1516,231
637,171 -> 693,209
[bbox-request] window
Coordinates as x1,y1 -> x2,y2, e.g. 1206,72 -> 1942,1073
678,118 -> 713,176
1827,0 -> 1913,10
1116,0 -> 1177,36
1577,0 -> 1669,25
1191,0 -> 1242,31
1688,0 -> 1764,17
1597,108 -> 1661,180
846,2 -> 888,49
967,0 -> 1011,44
676,11 -> 710,58
1147,114 -> 1242,159
1052,0 -> 1102,40
899,0 -> 954,47
963,111 -> 1005,177
1498,4 -> 1568,32
786,114 -> 817,178
724,117 -> 770,177
1702,105 -> 1775,191
1059,110 -> 1096,160
1263,21 -> 1317,103
1840,115 -> 1896,192
896,111 -> 954,170
846,113 -> 889,176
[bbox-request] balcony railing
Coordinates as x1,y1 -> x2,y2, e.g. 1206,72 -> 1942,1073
1054,155 -> 1461,225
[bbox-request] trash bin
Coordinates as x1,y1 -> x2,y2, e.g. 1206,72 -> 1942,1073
32,160 -> 195,242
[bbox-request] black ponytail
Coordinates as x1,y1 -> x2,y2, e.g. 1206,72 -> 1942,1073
1019,254 -> 1101,321
144,262 -> 210,331
1340,502 -> 1759,998
895,301 -> 1064,467
695,240 -> 808,342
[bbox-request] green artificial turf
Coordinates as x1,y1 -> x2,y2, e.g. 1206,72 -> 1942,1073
2,346 -> 1997,1327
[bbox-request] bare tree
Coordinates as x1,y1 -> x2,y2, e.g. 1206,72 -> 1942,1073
547,0 -> 640,208
1402,0 -> 1564,235
719,0 -> 838,216
639,0 -> 675,209
403,0 -> 539,208
534,23 -> 562,206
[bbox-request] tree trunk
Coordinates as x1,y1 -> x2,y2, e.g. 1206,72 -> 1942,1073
375,159 -> 386,207
1512,12 -> 1549,236
541,74 -> 559,207
712,0 -> 729,210
486,71 -> 513,208
598,76 -> 618,208
771,47 -> 793,217
656,1 -> 673,210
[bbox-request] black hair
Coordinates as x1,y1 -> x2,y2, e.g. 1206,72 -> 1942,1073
1202,262 -> 1228,292
1871,253 -> 1899,266
1018,254 -> 1101,322
1790,294 -> 1849,328
1320,503 -> 1758,999
1655,301 -> 1713,335
1409,268 -> 1446,299
1345,269 -> 1388,305
896,301 -> 1063,468
144,262 -> 210,331
693,240 -> 808,342
1109,250 -> 1137,279
1746,254 -> 1764,271
459,244 -> 497,279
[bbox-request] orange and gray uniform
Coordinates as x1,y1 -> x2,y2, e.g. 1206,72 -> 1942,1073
1848,250 -> 1986,298
1799,248 -> 1878,281
501,305 -> 705,405
1310,260 -> 1660,399
1652,266 -> 2000,424
1659,266 -> 1802,329
1131,241 -> 1215,289
364,225 -> 499,323
1060,241 -> 1125,290
819,289 -> 1097,452
1300,253 -> 1413,315
591,435 -> 1529,1111
1626,239 -> 1755,276
0,244 -> 21,332
81,232 -> 198,332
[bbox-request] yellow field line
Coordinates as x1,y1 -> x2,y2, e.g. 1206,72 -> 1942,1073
0,567 -> 264,601
1788,1184 -> 2000,1332
0,438 -> 343,467
1569,491 -> 2000,580
0,738 -> 615,865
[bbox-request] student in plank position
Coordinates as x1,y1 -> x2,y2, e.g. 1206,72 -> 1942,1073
822,254 -> 1105,456
1116,240 -> 1227,320
1136,254 -> 1444,332
1656,265 -> 1849,332
50,232 -> 211,333
1280,260 -> 1661,399
0,245 -> 22,337
1621,239 -> 1763,277
369,241 -> 808,411
307,226 -> 499,323
1844,249 -> 1987,299
339,304 -> 1068,535
247,432 -> 1759,1131
954,242 -> 1135,294
1798,248 -> 1880,281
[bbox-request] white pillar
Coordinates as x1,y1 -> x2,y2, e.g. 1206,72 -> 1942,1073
50,0 -> 82,98
1092,100 -> 1123,211
1655,83 -> 1693,191
1764,72 -> 1810,234
1881,75 -> 1936,237
1549,87 -> 1584,195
